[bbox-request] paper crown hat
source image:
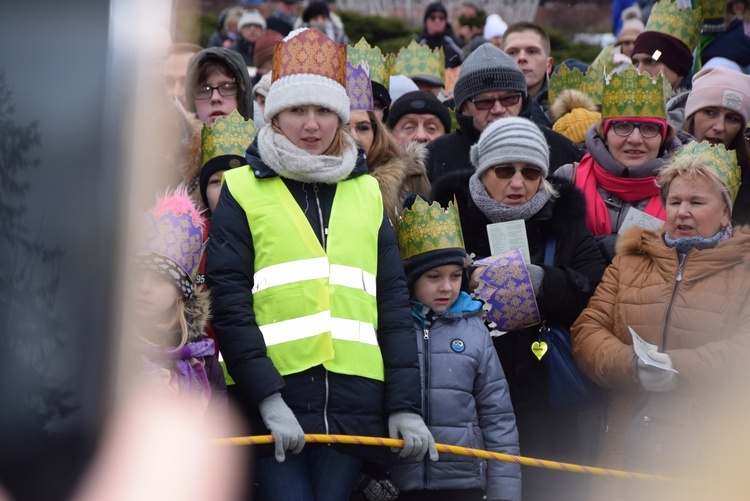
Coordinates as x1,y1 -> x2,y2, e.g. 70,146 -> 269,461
396,195 -> 465,261
695,0 -> 723,19
549,61 -> 606,106
348,38 -> 390,88
672,141 -> 741,204
389,40 -> 445,87
645,0 -> 702,52
265,28 -> 349,122
140,187 -> 206,299
200,110 -> 258,168
346,62 -> 374,112
601,65 -> 667,119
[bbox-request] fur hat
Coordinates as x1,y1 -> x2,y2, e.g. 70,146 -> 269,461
386,90 -> 452,134
685,66 -> 750,130
265,28 -> 349,123
453,43 -> 527,112
550,89 -> 601,144
470,117 -> 549,179
483,13 -> 508,40
238,9 -> 266,30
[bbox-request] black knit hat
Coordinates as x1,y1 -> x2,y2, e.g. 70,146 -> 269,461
302,1 -> 329,23
632,31 -> 693,78
424,2 -> 448,22
199,155 -> 244,211
453,42 -> 527,112
386,91 -> 452,133
371,81 -> 392,122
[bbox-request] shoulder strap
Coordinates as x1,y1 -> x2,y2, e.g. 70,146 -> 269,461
544,236 -> 557,267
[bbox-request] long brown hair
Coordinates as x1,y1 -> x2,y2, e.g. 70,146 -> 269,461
363,110 -> 402,170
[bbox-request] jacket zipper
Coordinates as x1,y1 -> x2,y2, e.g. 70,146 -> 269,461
313,183 -> 330,433
422,325 -> 430,488
660,253 -> 688,350
313,184 -> 327,248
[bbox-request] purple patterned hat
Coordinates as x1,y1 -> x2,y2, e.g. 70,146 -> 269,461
139,187 -> 206,299
346,62 -> 374,112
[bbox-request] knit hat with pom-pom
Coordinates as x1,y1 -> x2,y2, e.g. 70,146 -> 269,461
549,89 -> 601,145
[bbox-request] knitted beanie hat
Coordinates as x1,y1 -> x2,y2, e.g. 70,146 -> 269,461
685,66 -> 750,130
424,2 -> 448,22
470,117 -> 549,179
453,43 -> 527,112
483,13 -> 508,40
386,90 -> 452,133
254,30 -> 284,70
553,108 -> 601,145
632,31 -> 693,78
238,9 -> 266,30
617,6 -> 645,44
264,28 -> 349,123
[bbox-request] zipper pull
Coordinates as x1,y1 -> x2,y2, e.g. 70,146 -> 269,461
676,255 -> 686,282
423,328 -> 429,340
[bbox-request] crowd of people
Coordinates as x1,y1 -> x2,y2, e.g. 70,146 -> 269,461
134,1 -> 750,500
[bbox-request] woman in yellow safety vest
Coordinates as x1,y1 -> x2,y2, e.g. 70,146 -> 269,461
205,28 -> 436,501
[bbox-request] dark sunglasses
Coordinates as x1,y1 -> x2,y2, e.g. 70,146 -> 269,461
427,14 -> 446,21
491,166 -> 543,181
610,121 -> 662,138
470,93 -> 522,111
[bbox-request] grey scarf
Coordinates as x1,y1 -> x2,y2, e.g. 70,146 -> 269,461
469,172 -> 550,222
257,125 -> 359,184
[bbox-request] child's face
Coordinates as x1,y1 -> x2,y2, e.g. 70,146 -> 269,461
413,264 -> 463,313
134,270 -> 180,320
207,170 -> 226,213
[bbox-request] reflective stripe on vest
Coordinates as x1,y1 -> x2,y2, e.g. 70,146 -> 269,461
224,166 -> 384,380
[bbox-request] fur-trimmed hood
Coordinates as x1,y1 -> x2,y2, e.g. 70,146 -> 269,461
185,287 -> 211,342
369,141 -> 430,222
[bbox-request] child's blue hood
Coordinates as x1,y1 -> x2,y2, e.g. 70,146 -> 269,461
411,291 -> 483,322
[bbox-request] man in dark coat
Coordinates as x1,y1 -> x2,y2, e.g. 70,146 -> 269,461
424,43 -> 584,188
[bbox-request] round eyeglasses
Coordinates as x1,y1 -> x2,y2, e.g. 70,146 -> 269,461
610,121 -> 662,139
194,81 -> 238,100
491,166 -> 543,181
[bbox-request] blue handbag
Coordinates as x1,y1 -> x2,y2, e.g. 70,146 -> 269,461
539,236 -> 600,410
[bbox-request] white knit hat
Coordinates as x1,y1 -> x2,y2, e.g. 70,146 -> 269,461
470,117 -> 549,178
238,9 -> 266,31
264,28 -> 350,123
483,13 -> 508,40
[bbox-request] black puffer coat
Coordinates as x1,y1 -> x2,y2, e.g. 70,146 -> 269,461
206,139 -> 421,461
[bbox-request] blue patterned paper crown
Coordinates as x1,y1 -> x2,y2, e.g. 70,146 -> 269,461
346,62 -> 374,112
139,187 -> 206,299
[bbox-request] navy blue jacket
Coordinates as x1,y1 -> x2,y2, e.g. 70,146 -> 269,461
205,138 -> 421,460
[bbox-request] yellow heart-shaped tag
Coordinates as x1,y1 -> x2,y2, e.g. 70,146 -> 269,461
531,341 -> 548,361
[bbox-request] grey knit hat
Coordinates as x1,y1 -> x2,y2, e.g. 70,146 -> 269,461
470,117 -> 549,178
453,43 -> 527,112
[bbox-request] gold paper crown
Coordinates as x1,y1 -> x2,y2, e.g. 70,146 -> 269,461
672,141 -> 741,203
549,58 -> 606,106
601,65 -> 666,119
389,40 -> 445,83
201,110 -> 258,168
695,0 -> 724,19
645,0 -> 702,51
396,196 -> 464,261
348,38 -> 390,88
272,28 -> 347,86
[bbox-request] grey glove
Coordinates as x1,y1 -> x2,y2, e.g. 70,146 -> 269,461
637,351 -> 678,393
388,411 -> 438,461
259,392 -> 305,463
527,264 -> 545,297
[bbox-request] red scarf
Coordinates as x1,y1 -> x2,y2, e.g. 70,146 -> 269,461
575,154 -> 665,236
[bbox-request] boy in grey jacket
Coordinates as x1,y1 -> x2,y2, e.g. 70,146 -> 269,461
392,195 -> 521,501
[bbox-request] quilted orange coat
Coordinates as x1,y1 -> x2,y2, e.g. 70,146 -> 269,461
571,225 -> 750,498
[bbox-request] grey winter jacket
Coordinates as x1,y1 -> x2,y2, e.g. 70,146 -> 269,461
389,292 -> 521,501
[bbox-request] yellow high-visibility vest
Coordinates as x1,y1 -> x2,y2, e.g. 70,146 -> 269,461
223,166 -> 385,381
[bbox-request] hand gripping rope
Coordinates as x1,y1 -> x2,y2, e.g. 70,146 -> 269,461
213,433 -> 686,484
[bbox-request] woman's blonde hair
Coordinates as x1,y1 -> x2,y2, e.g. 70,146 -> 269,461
154,286 -> 210,350
656,153 -> 730,212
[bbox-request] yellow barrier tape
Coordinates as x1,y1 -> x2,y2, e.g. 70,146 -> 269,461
213,433 -> 685,484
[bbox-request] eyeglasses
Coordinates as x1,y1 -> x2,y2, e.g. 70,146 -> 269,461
427,14 -> 446,21
491,166 -> 543,181
194,81 -> 238,100
610,121 -> 662,138
344,122 -> 375,134
470,93 -> 522,111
